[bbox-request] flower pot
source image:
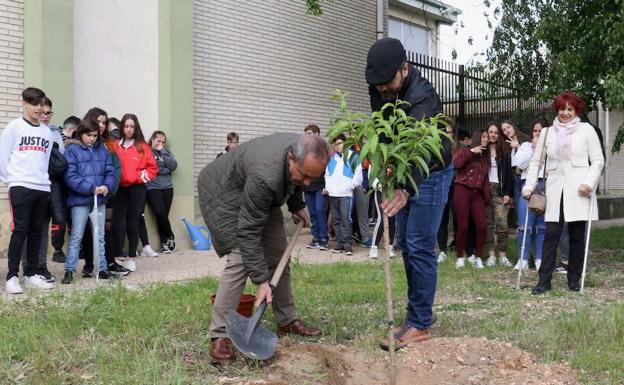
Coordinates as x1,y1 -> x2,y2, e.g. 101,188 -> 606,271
210,293 -> 256,318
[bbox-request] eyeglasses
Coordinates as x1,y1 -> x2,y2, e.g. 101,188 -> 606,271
42,112 -> 54,117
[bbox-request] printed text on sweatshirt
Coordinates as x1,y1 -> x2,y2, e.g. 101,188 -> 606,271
0,117 -> 52,191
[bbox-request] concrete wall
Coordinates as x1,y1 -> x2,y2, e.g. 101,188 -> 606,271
0,0 -> 24,255
192,0 -> 378,193
73,0 -> 159,134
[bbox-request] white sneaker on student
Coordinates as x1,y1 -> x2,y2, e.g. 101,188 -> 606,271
513,259 -> 529,270
499,256 -> 512,267
125,260 -> 137,272
5,276 -> 24,294
438,251 -> 447,263
25,275 -> 54,290
389,245 -> 396,258
535,259 -> 542,271
455,257 -> 465,269
486,256 -> 497,267
467,255 -> 477,266
141,245 -> 159,258
474,257 -> 485,269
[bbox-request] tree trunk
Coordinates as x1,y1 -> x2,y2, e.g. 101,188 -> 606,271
381,191 -> 396,385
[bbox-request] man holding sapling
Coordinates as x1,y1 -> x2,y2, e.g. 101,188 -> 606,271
366,38 -> 454,350
198,133 -> 327,364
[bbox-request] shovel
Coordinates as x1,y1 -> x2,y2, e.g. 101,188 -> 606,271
226,221 -> 304,360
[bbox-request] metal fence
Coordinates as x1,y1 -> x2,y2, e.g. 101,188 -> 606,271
408,52 -> 547,135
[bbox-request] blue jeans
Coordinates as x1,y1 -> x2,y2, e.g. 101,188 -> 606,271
304,190 -> 328,242
396,165 -> 453,330
517,179 -> 546,261
66,204 -> 107,273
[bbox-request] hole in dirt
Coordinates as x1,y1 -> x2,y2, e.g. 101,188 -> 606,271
221,337 -> 581,385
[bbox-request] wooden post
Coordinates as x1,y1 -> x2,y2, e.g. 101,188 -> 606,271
381,190 -> 396,385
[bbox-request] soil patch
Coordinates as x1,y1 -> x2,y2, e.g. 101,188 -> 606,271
217,336 -> 580,385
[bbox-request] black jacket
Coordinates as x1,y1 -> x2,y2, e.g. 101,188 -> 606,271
369,65 -> 452,195
48,142 -> 68,223
491,151 -> 514,197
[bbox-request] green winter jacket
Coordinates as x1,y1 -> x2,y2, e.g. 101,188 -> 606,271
197,133 -> 306,284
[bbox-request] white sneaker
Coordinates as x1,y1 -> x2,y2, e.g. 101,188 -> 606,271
141,245 -> 159,258
455,257 -> 465,269
499,256 -> 512,267
389,245 -> 396,258
474,257 -> 485,269
125,260 -> 137,272
25,275 -> 54,290
369,246 -> 379,259
486,256 -> 497,267
438,251 -> 447,263
467,255 -> 477,266
514,259 -> 529,270
535,259 -> 542,271
5,276 -> 24,294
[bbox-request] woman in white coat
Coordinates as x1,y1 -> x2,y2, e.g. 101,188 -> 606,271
522,91 -> 604,294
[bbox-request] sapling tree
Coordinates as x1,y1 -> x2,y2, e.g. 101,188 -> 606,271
327,89 -> 449,382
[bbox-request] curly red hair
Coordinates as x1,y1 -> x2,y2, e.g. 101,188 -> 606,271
553,91 -> 585,114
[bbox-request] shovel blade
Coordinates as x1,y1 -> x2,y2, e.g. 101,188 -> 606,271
226,312 -> 277,360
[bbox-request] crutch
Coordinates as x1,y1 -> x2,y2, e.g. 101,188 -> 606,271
89,194 -> 101,283
515,202 -> 530,290
580,194 -> 595,294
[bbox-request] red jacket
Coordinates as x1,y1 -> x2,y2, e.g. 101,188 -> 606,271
453,147 -> 492,204
114,140 -> 158,187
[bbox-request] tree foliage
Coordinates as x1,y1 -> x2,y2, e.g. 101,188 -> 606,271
327,90 -> 448,200
486,0 -> 624,152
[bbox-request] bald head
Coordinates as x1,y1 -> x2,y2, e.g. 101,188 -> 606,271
287,134 -> 329,186
292,134 -> 329,165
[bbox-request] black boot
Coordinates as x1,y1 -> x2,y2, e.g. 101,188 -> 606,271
531,281 -> 552,295
568,275 -> 581,291
82,266 -> 93,278
52,249 -> 66,263
61,271 -> 73,284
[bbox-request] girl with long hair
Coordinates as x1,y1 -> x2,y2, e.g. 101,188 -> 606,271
484,122 -> 514,267
112,114 -> 158,260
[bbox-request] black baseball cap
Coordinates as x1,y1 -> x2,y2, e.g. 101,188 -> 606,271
365,38 -> 407,86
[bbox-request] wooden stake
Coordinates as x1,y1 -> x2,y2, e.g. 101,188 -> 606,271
381,191 -> 396,385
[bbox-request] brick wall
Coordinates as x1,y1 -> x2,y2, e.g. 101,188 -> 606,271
193,0 -> 379,193
0,0 -> 24,201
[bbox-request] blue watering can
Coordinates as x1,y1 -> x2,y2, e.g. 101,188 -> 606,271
181,217 -> 212,250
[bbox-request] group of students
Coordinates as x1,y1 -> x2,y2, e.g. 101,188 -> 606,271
437,91 -> 604,288
0,87 -> 178,294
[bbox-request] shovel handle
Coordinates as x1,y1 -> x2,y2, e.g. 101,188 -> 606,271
269,221 -> 303,288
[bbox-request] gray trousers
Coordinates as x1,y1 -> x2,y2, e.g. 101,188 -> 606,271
329,196 -> 352,249
353,186 -> 370,242
209,208 -> 297,338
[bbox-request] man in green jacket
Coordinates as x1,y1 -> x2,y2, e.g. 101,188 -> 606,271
198,133 -> 328,363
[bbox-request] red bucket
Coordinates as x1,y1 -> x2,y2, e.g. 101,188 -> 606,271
210,293 -> 256,318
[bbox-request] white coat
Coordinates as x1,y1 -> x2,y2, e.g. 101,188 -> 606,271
523,122 -> 604,222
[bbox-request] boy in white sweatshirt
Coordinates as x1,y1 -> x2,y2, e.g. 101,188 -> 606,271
325,134 -> 363,255
0,87 -> 55,294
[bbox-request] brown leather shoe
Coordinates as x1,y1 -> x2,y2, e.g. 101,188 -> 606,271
380,327 -> 430,351
277,319 -> 321,337
393,313 -> 437,336
210,337 -> 235,363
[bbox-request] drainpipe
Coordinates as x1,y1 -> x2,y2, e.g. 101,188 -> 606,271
605,107 -> 610,195
377,0 -> 384,40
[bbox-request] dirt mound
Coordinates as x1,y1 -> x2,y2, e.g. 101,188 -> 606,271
218,337 -> 580,385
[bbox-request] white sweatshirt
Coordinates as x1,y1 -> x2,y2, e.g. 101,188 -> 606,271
515,142 -> 545,180
324,150 -> 363,197
0,117 -> 52,191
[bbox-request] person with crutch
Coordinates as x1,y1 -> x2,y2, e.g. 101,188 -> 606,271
522,91 -> 603,294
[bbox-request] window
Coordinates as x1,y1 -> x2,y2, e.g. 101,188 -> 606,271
388,18 -> 429,56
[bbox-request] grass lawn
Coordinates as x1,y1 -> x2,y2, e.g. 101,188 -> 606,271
0,227 -> 622,384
